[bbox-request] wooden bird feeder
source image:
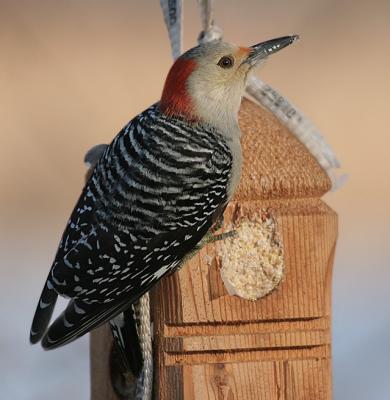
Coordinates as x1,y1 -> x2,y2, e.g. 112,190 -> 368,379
90,98 -> 337,399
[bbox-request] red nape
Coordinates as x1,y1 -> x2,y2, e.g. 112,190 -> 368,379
160,58 -> 197,120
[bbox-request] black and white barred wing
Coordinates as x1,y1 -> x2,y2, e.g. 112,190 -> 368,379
31,106 -> 232,348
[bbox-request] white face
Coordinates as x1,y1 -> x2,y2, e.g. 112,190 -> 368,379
186,41 -> 256,134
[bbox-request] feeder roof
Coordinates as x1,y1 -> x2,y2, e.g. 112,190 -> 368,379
235,98 -> 331,201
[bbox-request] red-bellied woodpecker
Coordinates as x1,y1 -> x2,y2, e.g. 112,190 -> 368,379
30,36 -> 298,370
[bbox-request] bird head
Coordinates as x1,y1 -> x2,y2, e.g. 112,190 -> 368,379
160,35 -> 299,133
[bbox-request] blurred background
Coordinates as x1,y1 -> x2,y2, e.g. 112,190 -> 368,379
1,0 -> 389,398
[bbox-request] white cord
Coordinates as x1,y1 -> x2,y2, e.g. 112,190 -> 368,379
134,295 -> 153,400
160,0 -> 183,60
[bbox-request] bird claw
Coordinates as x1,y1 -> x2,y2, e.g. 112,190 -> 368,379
211,215 -> 224,232
178,229 -> 236,268
206,230 -> 237,244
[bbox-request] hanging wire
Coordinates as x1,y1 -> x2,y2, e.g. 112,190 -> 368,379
160,0 -> 183,60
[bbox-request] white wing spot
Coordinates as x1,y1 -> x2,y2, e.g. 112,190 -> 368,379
39,299 -> 51,309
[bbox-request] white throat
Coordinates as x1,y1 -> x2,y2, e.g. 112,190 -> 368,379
187,75 -> 244,200
187,75 -> 245,139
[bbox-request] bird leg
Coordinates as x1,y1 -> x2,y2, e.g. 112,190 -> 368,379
179,224 -> 237,267
203,213 -> 237,245
204,229 -> 237,244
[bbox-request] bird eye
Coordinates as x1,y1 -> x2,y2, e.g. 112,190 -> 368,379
217,55 -> 234,69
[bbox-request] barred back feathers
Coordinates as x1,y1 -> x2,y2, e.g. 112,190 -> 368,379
31,104 -> 233,348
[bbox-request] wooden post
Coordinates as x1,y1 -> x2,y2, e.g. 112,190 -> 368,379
90,98 -> 337,399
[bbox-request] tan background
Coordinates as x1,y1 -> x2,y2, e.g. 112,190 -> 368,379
1,0 -> 389,398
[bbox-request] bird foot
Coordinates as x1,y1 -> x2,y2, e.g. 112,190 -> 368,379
205,230 -> 237,244
178,229 -> 236,268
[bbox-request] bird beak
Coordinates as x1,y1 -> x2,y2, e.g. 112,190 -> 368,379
246,35 -> 299,66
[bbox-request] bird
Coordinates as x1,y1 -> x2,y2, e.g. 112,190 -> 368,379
30,35 -> 298,373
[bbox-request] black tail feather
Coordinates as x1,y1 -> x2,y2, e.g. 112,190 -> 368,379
30,280 -> 58,344
41,298 -> 131,349
109,307 -> 143,378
